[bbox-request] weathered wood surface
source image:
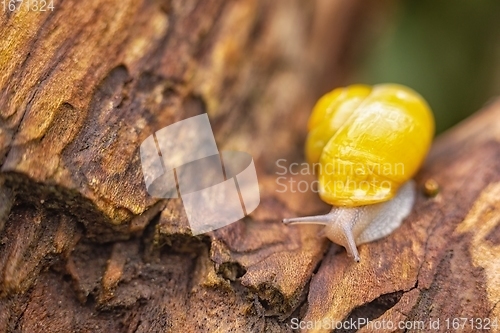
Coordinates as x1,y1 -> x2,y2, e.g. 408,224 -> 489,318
0,0 -> 367,332
1,0 -> 500,332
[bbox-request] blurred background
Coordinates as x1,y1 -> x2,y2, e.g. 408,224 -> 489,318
351,0 -> 500,134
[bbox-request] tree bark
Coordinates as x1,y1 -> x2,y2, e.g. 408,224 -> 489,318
1,1 -> 499,333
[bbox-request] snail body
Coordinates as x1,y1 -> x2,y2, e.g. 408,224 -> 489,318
283,84 -> 434,261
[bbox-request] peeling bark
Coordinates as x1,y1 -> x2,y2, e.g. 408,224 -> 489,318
1,0 -> 499,332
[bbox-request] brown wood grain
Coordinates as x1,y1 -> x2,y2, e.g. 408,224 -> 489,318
1,0 -> 499,332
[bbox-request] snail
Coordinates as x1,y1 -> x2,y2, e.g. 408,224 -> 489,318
283,84 -> 434,262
